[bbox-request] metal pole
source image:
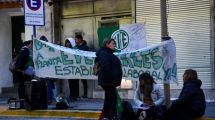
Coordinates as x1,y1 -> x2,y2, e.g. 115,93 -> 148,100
160,0 -> 168,38
33,25 -> 36,38
160,0 -> 171,107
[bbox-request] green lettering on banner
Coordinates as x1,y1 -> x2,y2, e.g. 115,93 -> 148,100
122,68 -> 128,77
171,63 -> 177,78
84,57 -> 93,65
55,66 -> 63,75
130,52 -> 142,68
151,48 -> 163,70
80,65 -> 89,75
140,50 -> 151,69
127,69 -> 133,78
152,71 -> 162,81
55,57 -> 62,65
35,40 -> 43,50
61,51 -> 73,65
48,46 -> 55,52
133,69 -> 139,78
36,57 -> 62,69
36,52 -> 44,60
63,66 -> 71,75
67,66 -> 76,74
35,60 -> 42,69
75,67 -> 82,76
163,63 -> 177,82
35,40 -> 55,52
43,61 -> 48,67
120,54 -> 134,68
163,67 -> 171,82
123,68 -> 144,79
74,55 -> 81,64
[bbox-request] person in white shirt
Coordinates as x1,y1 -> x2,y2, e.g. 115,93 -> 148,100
133,72 -> 165,120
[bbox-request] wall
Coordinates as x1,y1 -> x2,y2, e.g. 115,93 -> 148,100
36,4 -> 52,42
0,13 -> 13,93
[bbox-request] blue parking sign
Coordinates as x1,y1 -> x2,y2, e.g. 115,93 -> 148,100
26,0 -> 41,11
25,0 -> 45,26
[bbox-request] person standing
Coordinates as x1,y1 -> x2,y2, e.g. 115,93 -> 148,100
64,38 -> 79,101
39,35 -> 55,104
161,69 -> 206,120
14,40 -> 34,108
74,35 -> 89,98
96,38 -> 123,120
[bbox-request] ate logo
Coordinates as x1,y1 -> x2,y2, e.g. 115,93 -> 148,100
111,30 -> 129,50
26,0 -> 41,11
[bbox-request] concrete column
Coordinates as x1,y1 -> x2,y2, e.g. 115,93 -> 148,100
52,1 -> 61,44
0,13 -> 13,93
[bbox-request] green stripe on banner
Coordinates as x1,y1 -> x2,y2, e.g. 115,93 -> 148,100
97,26 -> 119,47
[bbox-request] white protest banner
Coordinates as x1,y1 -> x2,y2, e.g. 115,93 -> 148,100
33,39 -> 177,83
98,23 -> 147,52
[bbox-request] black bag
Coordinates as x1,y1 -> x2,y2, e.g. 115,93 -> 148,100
56,101 -> 68,109
25,80 -> 48,110
121,101 -> 136,120
93,57 -> 100,75
9,55 -> 20,72
137,105 -> 166,120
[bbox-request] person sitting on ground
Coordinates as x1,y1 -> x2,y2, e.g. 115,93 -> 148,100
133,72 -> 165,120
161,69 -> 206,120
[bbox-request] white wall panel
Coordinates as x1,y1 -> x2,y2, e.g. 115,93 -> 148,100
136,0 -> 211,89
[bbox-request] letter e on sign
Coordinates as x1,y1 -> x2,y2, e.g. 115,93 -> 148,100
26,0 -> 41,11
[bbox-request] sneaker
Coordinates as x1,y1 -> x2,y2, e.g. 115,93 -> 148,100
138,111 -> 146,120
102,118 -> 109,120
82,95 -> 88,99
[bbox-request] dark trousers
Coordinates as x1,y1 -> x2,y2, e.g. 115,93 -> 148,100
69,79 -> 79,99
101,86 -> 117,118
81,79 -> 88,97
15,72 -> 32,108
161,105 -> 192,120
16,72 -> 31,99
47,79 -> 55,102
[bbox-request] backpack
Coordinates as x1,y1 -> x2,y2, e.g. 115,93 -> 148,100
121,101 -> 136,120
56,101 -> 68,109
9,55 -> 20,72
93,57 -> 100,76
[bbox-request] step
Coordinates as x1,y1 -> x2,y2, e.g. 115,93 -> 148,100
0,87 -> 18,98
0,107 -> 100,119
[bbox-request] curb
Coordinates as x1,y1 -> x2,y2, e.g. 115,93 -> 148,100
0,107 -> 100,119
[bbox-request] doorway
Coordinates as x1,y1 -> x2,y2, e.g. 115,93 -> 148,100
11,16 -> 25,83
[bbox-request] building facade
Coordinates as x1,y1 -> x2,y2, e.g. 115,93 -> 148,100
0,0 -> 214,99
0,0 -> 23,94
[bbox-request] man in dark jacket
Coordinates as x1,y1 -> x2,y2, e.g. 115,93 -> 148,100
74,35 -> 89,98
14,40 -> 34,108
96,38 -> 122,120
161,69 -> 206,120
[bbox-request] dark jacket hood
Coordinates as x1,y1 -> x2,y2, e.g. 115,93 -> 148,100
75,40 -> 89,51
79,40 -> 87,47
96,47 -> 114,56
184,79 -> 202,88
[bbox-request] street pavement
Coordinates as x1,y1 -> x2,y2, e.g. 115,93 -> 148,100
0,98 -> 214,119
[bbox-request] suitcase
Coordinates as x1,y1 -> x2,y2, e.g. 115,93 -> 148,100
25,79 -> 48,110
